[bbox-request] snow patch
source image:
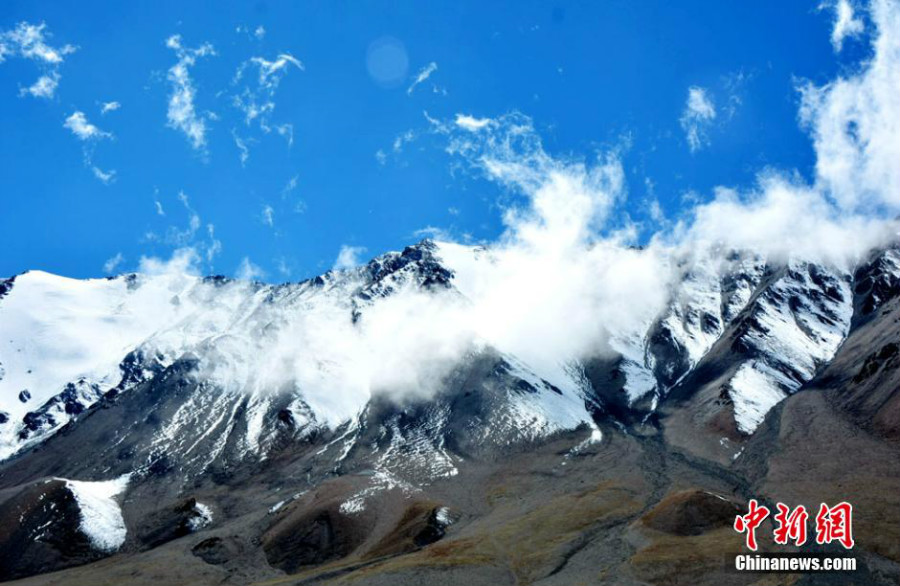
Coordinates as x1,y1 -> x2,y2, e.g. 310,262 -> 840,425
435,506 -> 452,526
339,497 -> 366,515
729,362 -> 789,434
188,501 -> 213,531
62,474 -> 130,552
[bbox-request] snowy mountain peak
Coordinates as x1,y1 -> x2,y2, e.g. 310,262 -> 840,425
0,241 -> 896,469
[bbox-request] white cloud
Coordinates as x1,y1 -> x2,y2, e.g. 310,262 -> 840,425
233,53 -> 303,130
275,256 -> 291,277
0,22 -> 76,99
407,61 -> 437,95
236,257 -> 266,281
64,111 -> 112,141
454,113 -> 492,132
425,112 -> 670,377
92,166 -> 116,184
333,245 -> 367,271
110,0 -> 898,417
64,112 -> 116,182
232,130 -> 252,165
282,174 -> 299,197
420,6 -> 899,374
275,123 -> 294,147
680,86 -> 716,153
648,199 -> 666,224
138,247 -> 201,277
205,224 -> 222,263
829,0 -> 865,51
440,112 -> 625,249
165,34 -> 216,152
146,193 -> 222,270
393,129 -> 415,153
235,25 -> 266,41
262,204 -> 275,227
229,52 -> 303,161
666,175 -> 896,266
100,101 -> 121,115
800,0 -> 899,213
20,72 -> 59,98
103,252 -> 124,274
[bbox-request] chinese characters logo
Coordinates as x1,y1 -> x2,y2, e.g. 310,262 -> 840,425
734,500 -> 854,551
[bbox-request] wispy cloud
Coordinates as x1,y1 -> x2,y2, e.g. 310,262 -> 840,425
282,174 -> 299,197
233,53 -> 303,129
92,166 -> 116,184
64,111 -> 112,141
407,61 -> 438,95
165,34 -> 216,152
827,0 -> 865,51
230,52 -> 303,163
100,101 -> 121,115
0,22 -> 76,99
333,245 -> 367,271
145,191 -> 223,267
232,130 -> 253,166
235,25 -> 266,41
262,204 -> 275,227
679,86 -> 716,153
102,252 -> 124,274
63,111 -> 116,183
205,224 -> 222,263
236,256 -> 266,281
275,256 -> 292,277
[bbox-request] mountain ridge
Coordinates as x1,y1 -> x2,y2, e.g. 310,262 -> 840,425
0,239 -> 898,584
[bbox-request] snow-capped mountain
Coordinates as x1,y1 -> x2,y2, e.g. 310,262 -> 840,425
0,239 -> 898,584
2,241 -> 898,464
0,241 -> 600,468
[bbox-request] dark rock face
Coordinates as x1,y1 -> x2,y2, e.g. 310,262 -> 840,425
0,480 -> 99,581
136,497 -> 212,549
853,342 -> 899,384
647,323 -> 694,390
853,247 -> 900,320
115,349 -> 168,392
192,537 -> 240,565
367,502 -> 449,558
0,276 -> 13,301
359,240 -> 454,301
18,379 -> 103,441
263,506 -> 366,573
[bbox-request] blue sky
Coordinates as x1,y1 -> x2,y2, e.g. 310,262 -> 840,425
0,1 -> 872,281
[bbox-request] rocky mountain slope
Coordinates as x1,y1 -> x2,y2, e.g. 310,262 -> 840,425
0,239 -> 897,585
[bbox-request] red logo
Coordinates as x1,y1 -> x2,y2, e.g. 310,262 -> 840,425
815,502 -> 854,549
773,503 -> 808,546
734,499 -> 770,551
734,500 -> 853,551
